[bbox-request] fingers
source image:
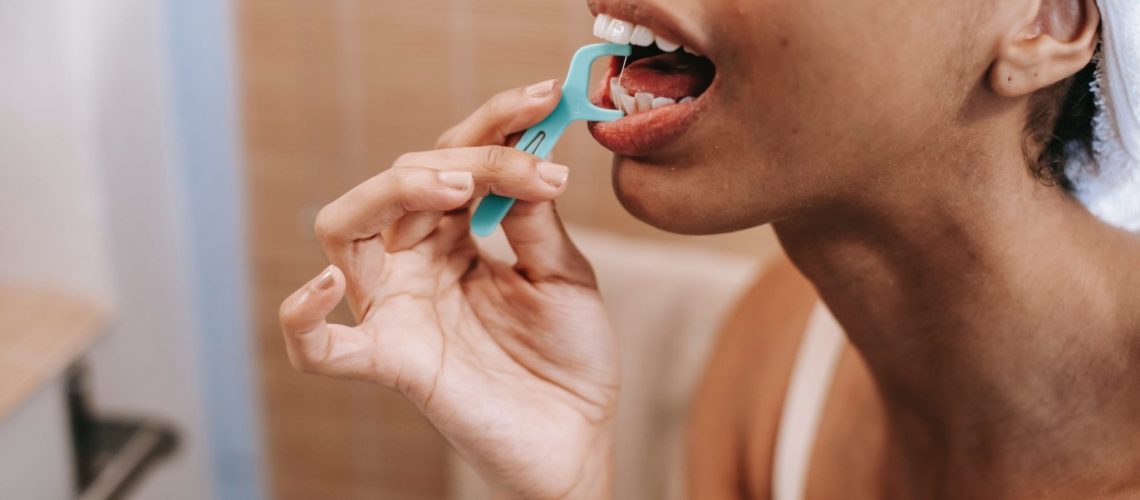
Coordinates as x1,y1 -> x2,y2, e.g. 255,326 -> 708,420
315,148 -> 571,319
428,80 -> 593,287
315,167 -> 475,251
436,79 -> 562,148
279,265 -> 346,375
502,201 -> 598,288
383,211 -> 444,253
394,146 -> 570,201
315,167 -> 476,319
280,265 -> 437,389
280,266 -> 402,383
317,149 -> 568,255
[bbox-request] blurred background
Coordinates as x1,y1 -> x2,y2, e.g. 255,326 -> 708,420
1,1 -> 779,499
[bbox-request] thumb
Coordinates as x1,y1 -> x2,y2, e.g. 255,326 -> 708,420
501,200 -> 597,288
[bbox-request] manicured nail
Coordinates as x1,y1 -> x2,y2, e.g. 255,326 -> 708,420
438,171 -> 473,191
311,266 -> 336,291
537,162 -> 570,187
525,79 -> 558,98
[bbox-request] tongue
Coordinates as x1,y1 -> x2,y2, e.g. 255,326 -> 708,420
618,52 -> 715,100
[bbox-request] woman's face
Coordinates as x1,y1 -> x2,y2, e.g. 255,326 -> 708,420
588,0 -> 1003,234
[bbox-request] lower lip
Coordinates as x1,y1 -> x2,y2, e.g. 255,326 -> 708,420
588,64 -> 708,158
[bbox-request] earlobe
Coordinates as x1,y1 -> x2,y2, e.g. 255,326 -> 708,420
990,0 -> 1100,98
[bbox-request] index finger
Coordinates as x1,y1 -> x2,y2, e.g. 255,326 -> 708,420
314,166 -> 474,251
435,79 -> 563,148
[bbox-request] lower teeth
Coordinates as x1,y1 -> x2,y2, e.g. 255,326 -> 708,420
610,77 -> 697,115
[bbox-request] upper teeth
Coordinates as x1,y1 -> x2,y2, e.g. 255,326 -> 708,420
592,14 -> 700,55
609,77 -> 696,115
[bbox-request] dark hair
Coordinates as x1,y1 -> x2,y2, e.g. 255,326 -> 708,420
1026,57 -> 1098,191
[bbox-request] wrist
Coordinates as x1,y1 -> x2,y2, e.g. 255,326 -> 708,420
492,431 -> 615,500
563,432 -> 614,500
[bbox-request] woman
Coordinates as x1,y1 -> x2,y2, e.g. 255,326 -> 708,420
278,0 -> 1140,497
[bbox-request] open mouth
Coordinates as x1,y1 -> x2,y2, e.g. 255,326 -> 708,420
588,11 -> 718,156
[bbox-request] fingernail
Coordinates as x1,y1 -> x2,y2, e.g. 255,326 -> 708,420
525,79 -> 558,98
537,162 -> 570,187
310,265 -> 336,291
438,171 -> 473,191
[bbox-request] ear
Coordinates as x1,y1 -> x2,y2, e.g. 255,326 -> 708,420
990,0 -> 1100,97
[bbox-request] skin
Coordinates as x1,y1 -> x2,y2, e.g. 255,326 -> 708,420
278,0 -> 1140,498
280,80 -> 619,500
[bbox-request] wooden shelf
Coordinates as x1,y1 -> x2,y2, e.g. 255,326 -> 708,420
0,288 -> 110,421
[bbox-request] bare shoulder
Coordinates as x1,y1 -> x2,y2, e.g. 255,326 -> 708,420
686,255 -> 820,500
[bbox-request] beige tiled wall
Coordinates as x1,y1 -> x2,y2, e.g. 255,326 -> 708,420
239,1 -> 778,498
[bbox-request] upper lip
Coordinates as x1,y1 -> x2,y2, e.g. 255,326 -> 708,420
587,0 -> 708,59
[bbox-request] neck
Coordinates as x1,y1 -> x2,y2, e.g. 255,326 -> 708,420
773,148 -> 1140,497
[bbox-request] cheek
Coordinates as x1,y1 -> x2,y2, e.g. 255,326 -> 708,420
712,0 -> 963,189
609,0 -> 978,233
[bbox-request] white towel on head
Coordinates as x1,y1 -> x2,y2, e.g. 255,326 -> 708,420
1070,0 -> 1140,231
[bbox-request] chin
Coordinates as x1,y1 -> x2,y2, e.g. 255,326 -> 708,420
610,158 -> 766,236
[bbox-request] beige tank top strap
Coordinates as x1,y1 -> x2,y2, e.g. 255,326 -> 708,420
771,303 -> 845,500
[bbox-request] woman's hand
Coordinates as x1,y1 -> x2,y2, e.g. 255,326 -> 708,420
278,79 -> 618,500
